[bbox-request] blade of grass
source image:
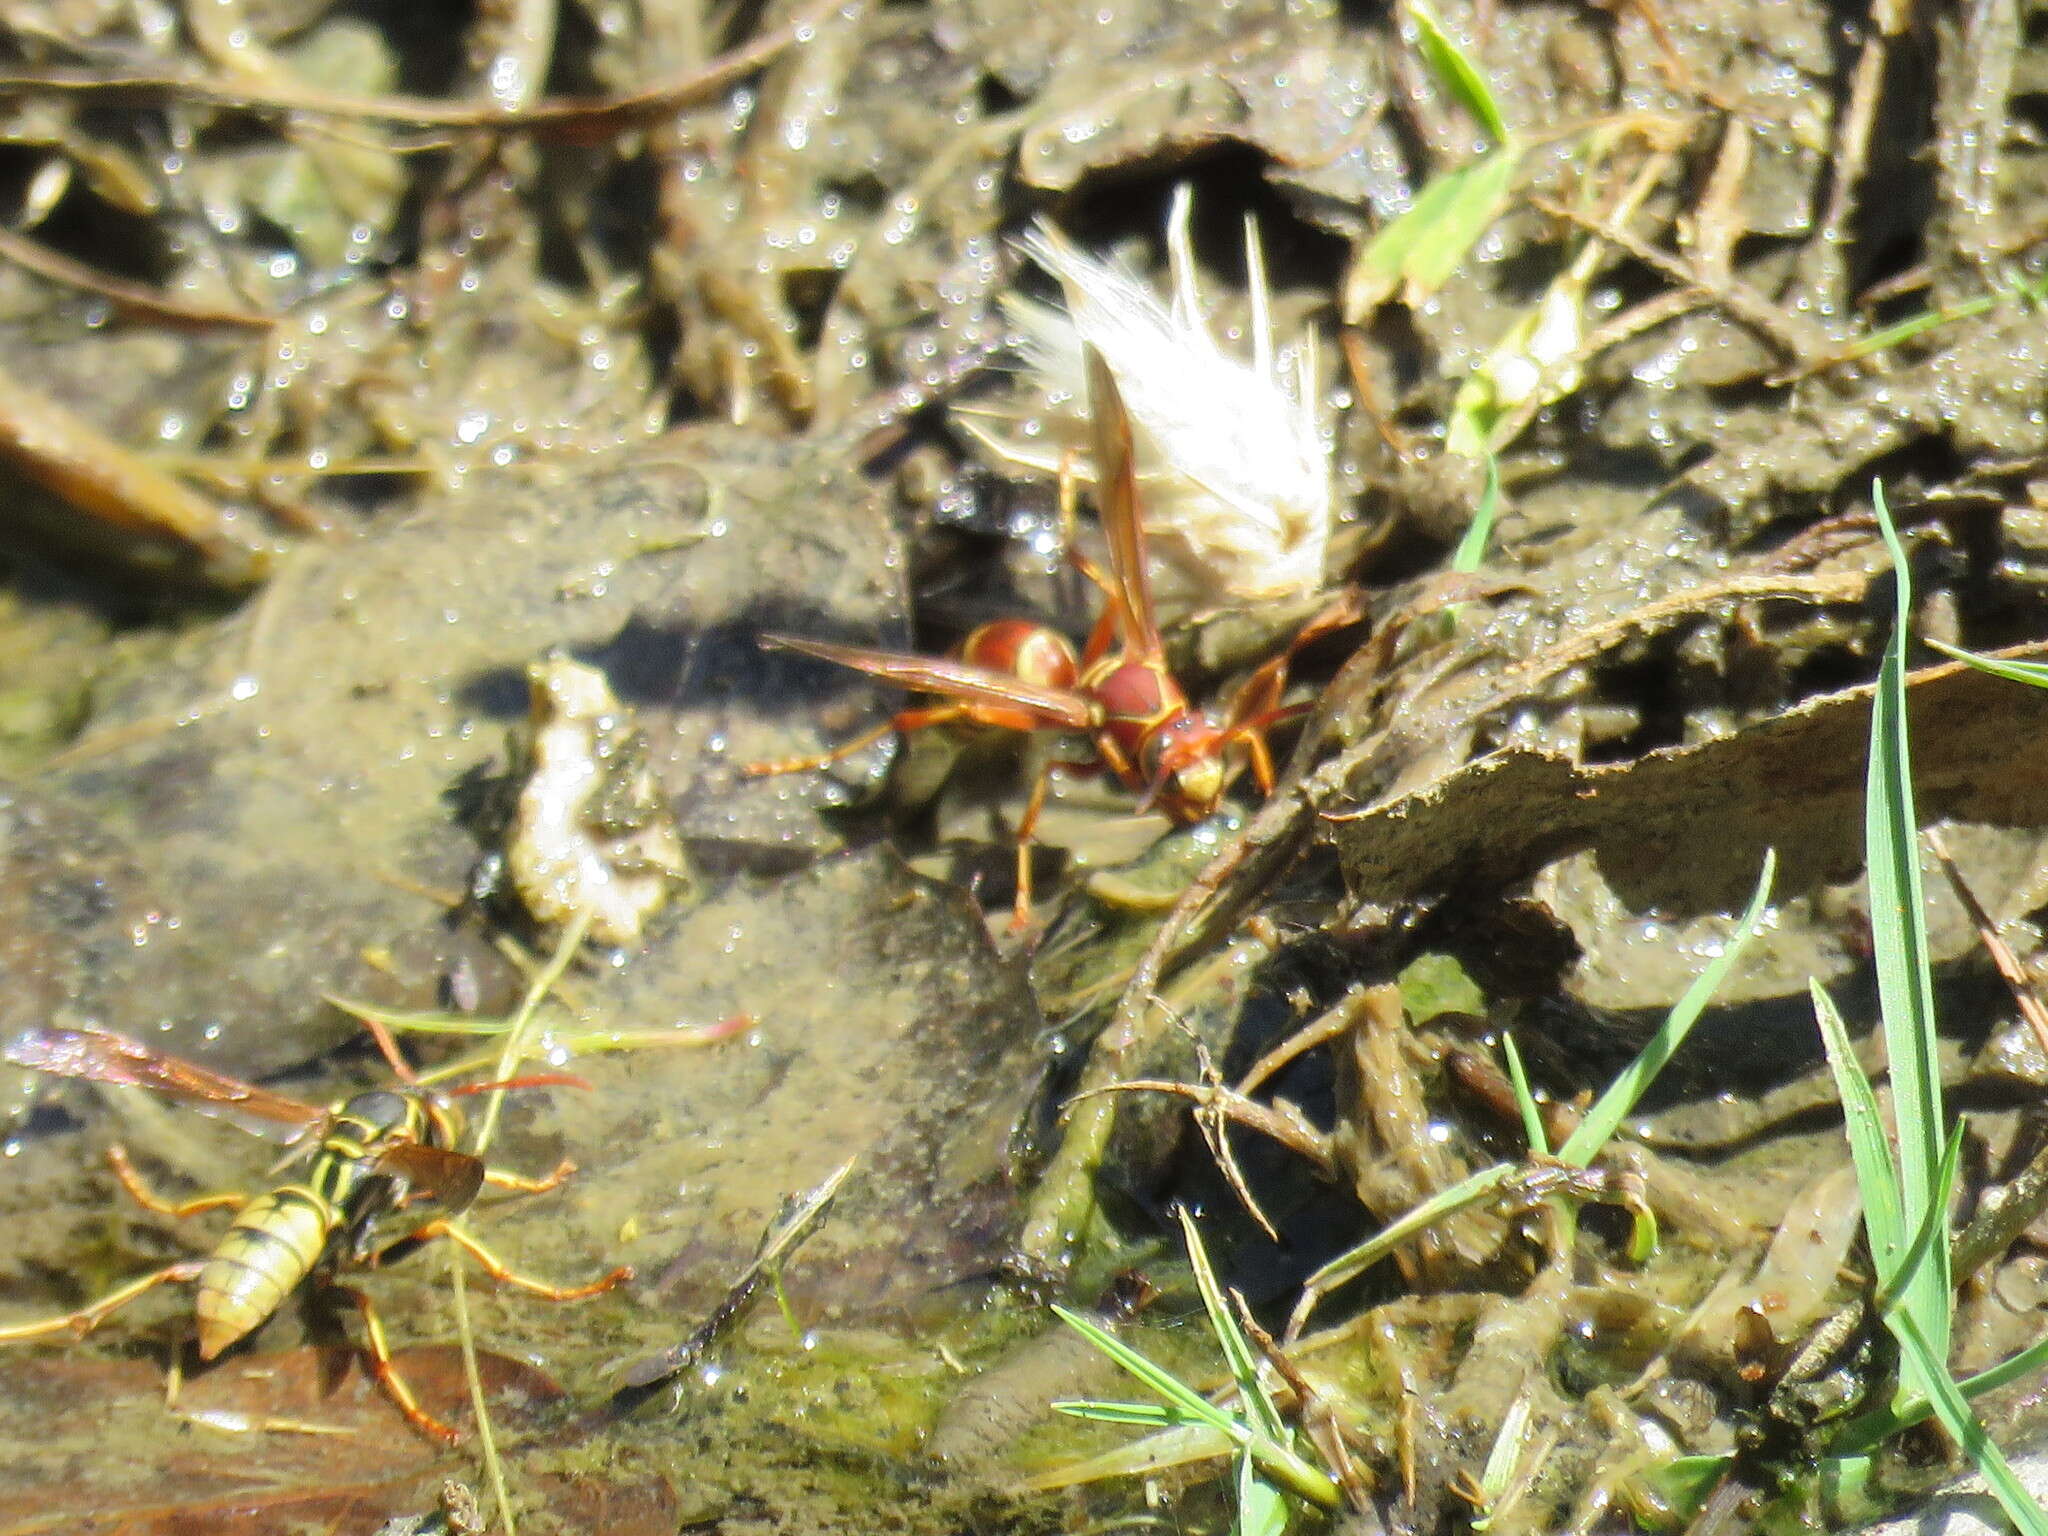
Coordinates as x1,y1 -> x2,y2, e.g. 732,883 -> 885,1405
1835,1333 -> 2048,1454
1050,1305 -> 1241,1438
1891,1312 -> 2048,1536
1020,1421 -> 1237,1491
1450,452 -> 1503,572
1054,1401 -> 1185,1428
1178,1206 -> 1286,1443
1810,979 -> 1905,1261
1557,849 -> 1777,1166
470,908 -> 591,1157
1873,1120 -> 1965,1320
1498,1033 -> 1549,1156
1289,1162 -> 1516,1334
447,1253 -> 515,1536
1924,636 -> 2048,689
1866,481 -> 1951,1367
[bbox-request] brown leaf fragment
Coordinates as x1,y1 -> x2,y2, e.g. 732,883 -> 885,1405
1332,644 -> 2048,919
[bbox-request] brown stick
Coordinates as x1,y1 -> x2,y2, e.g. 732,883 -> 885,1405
0,0 -> 842,137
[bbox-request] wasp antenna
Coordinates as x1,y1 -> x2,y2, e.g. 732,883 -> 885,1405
361,1013 -> 418,1083
448,1072 -> 595,1098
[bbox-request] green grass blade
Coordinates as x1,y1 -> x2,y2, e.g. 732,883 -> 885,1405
1292,1163 -> 1515,1313
1835,1333 -> 2048,1454
1891,1312 -> 2048,1536
1053,1400 -> 1183,1428
325,993 -> 515,1035
1558,849 -> 1777,1166
1474,1389 -> 1536,1526
1498,1032 -> 1549,1157
1874,1120 -> 1965,1320
1050,1305 -> 1242,1439
1405,0 -> 1510,144
1177,1207 -> 1287,1443
1451,452 -> 1503,572
1809,978 -> 1905,1260
1925,636 -> 2048,689
1867,481 -> 1951,1365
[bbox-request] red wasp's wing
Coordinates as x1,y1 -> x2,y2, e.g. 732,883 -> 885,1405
761,634 -> 1098,729
1084,347 -> 1164,663
374,1142 -> 486,1214
5,1025 -> 328,1143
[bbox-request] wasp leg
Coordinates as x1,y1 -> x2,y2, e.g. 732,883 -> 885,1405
0,1259 -> 205,1341
1008,758 -> 1055,933
418,1221 -> 631,1300
326,1281 -> 461,1445
483,1158 -> 575,1194
107,1145 -> 249,1218
742,704 -> 964,779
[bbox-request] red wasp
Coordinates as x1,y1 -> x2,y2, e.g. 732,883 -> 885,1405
748,348 -> 1342,926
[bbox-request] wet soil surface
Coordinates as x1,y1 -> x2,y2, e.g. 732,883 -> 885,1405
9,1 -> 2048,1533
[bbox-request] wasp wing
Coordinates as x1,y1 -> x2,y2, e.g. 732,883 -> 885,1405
760,634 -> 1098,729
374,1142 -> 486,1215
5,1025 -> 328,1144
1083,347 -> 1164,663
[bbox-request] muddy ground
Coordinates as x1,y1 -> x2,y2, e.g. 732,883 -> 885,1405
7,1 -> 2048,1533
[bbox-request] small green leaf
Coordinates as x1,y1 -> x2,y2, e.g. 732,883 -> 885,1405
1645,1454 -> 1731,1522
1405,0 -> 1511,145
1236,1454 -> 1291,1536
1345,147 -> 1522,318
1398,953 -> 1486,1023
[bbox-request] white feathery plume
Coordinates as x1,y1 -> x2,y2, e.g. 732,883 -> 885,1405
959,185 -> 1332,613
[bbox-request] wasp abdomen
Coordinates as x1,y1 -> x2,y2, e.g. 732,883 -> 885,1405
194,1186 -> 333,1359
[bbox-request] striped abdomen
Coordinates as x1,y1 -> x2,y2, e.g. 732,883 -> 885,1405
194,1186 -> 335,1359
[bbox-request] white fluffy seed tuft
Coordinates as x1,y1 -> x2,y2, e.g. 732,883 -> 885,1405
959,185 -> 1332,613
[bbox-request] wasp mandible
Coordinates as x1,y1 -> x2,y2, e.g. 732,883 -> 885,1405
0,1025 -> 628,1443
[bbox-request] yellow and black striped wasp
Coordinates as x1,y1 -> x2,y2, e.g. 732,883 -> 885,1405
0,1024 -> 628,1442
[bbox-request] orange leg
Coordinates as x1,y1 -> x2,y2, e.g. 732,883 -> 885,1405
1238,726 -> 1278,797
1007,759 -> 1057,933
483,1158 -> 575,1194
742,704 -> 964,778
326,1282 -> 461,1445
108,1145 -> 250,1218
1093,732 -> 1140,797
415,1221 -> 632,1301
0,1260 -> 204,1342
